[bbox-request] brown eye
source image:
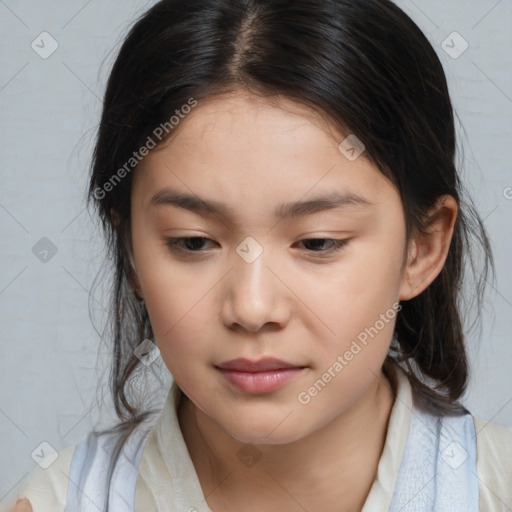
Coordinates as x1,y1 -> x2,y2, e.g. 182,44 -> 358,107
164,236 -> 215,253
296,238 -> 348,253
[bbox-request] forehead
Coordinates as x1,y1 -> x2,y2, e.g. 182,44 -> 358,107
132,90 -> 396,217
169,90 -> 344,146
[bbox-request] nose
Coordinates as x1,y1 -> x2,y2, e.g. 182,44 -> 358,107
221,242 -> 291,332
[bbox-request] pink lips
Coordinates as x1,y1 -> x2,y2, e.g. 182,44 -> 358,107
215,358 -> 307,393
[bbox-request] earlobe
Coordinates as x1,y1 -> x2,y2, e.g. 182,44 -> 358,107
111,207 -> 121,228
127,251 -> 145,301
398,239 -> 417,301
119,221 -> 144,302
399,195 -> 458,301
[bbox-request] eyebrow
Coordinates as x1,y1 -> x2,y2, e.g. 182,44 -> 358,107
148,187 -> 374,220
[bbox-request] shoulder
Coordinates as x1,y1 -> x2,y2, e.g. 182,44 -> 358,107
473,415 -> 512,510
15,444 -> 75,512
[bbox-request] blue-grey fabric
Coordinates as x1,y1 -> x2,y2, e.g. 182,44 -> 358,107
64,423 -> 153,512
389,404 -> 479,511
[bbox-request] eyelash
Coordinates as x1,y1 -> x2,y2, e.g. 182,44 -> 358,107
164,236 -> 349,256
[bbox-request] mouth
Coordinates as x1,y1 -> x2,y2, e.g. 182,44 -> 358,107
215,358 -> 308,394
215,357 -> 307,372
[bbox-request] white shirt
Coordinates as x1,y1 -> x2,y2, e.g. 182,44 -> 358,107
14,363 -> 512,511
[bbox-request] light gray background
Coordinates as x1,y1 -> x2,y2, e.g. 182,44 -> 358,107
0,0 -> 511,503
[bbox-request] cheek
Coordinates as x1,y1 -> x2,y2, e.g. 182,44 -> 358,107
130,230 -> 214,360
142,269 -> 214,354
299,238 -> 403,376
296,257 -> 401,418
144,283 -> 213,386
313,239 -> 403,332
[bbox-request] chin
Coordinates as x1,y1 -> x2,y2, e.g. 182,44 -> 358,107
222,418 -> 308,446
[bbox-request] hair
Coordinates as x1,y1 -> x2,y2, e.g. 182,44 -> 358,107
84,0 -> 494,508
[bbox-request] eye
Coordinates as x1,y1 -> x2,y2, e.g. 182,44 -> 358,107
295,238 -> 349,254
164,236 -> 216,253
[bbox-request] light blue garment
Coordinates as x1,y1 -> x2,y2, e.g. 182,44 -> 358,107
65,402 -> 479,511
389,402 -> 479,511
64,421 -> 154,512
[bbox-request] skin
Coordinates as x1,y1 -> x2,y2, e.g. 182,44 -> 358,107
7,499 -> 31,512
123,89 -> 458,511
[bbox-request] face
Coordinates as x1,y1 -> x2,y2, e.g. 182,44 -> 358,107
130,89 -> 408,445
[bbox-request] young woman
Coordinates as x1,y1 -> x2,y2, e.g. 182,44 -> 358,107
11,0 -> 512,510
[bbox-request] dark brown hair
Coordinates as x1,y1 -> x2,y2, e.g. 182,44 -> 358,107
84,0 -> 494,508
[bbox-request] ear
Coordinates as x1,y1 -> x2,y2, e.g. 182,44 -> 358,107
399,195 -> 458,301
127,251 -> 145,302
110,207 -> 121,228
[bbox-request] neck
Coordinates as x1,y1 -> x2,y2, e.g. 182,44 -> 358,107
178,368 -> 397,512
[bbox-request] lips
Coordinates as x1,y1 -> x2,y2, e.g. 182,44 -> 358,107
215,358 -> 307,394
216,357 -> 306,372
